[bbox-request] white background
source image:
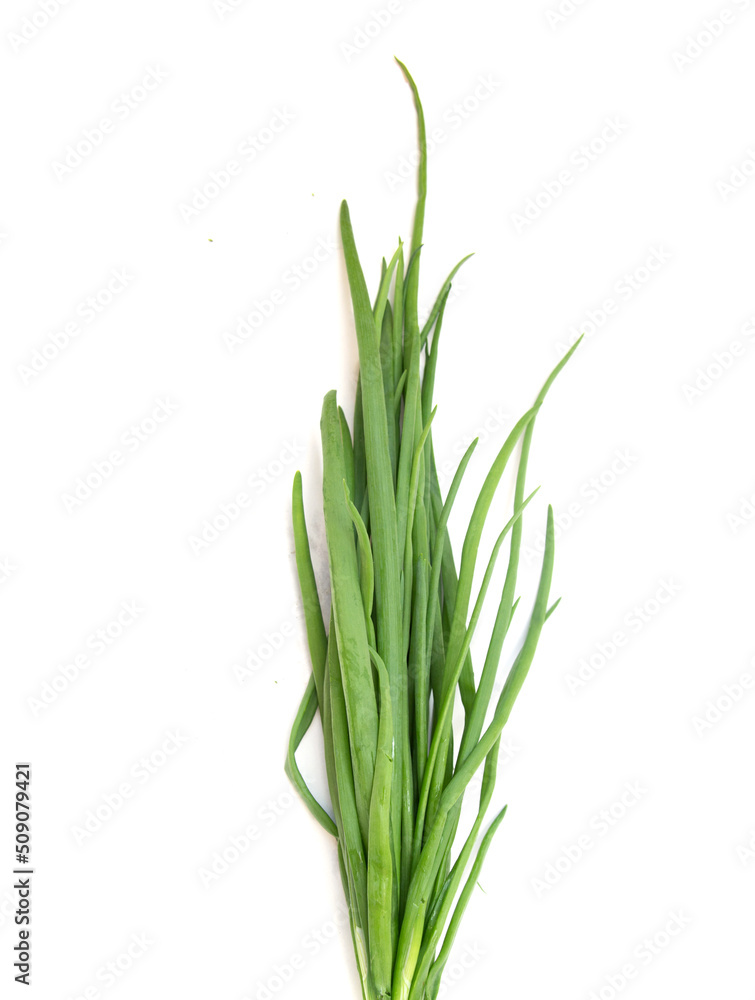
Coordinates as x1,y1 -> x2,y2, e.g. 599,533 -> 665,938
2,1 -> 755,998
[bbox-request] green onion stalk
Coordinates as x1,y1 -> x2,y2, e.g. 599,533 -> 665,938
285,60 -> 581,1000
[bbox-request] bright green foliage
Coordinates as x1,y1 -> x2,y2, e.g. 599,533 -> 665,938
286,61 -> 581,1000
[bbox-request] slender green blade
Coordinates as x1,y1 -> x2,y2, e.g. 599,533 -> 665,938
328,620 -> 372,986
340,200 -> 406,887
414,490 -> 536,865
284,676 -> 338,836
291,471 -> 327,698
321,390 -> 378,844
367,648 -> 396,999
425,405 -> 540,833
394,506 -> 556,996
419,254 -> 473,350
339,406 -> 356,499
344,478 -> 376,648
408,741 -> 502,1000
424,805 -> 508,1000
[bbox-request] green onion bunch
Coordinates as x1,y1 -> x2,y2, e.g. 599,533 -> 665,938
285,61 -> 580,1000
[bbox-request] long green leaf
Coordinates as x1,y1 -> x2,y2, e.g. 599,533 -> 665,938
340,200 -> 406,887
321,390 -> 378,844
